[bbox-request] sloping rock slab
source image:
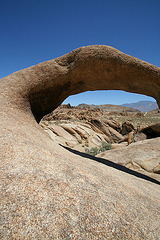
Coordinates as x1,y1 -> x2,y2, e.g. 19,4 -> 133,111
1,45 -> 160,239
97,138 -> 160,181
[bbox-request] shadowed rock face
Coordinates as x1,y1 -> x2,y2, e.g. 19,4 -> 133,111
1,45 -> 160,239
140,123 -> 160,138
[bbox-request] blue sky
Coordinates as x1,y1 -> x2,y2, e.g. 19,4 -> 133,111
0,0 -> 159,105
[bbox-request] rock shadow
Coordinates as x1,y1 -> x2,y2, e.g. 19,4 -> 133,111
60,144 -> 160,185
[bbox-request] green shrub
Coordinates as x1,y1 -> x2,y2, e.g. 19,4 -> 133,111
85,141 -> 111,156
85,147 -> 99,156
99,141 -> 112,152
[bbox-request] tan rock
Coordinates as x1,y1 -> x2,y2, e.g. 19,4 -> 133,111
104,119 -> 121,131
90,119 -> 112,139
97,138 -> 160,181
134,132 -> 147,142
121,121 -> 135,135
88,121 -> 104,134
111,142 -> 127,149
90,134 -> 105,146
60,125 -> 77,136
127,130 -> 135,145
1,45 -> 160,239
48,125 -> 74,140
108,125 -> 124,142
73,128 -> 88,139
119,132 -> 147,143
153,162 -> 160,174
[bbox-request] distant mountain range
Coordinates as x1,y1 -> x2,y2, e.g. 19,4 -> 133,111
77,103 -> 139,112
77,101 -> 159,112
121,101 -> 158,112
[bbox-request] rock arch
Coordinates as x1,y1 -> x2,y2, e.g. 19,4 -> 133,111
1,45 -> 160,122
1,45 -> 160,239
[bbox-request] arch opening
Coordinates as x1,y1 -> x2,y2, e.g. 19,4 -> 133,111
27,46 -> 160,123
41,90 -> 160,143
40,88 -> 160,180
62,90 -> 158,108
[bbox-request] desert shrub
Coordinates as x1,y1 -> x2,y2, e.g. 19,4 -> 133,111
99,141 -> 112,152
85,141 -> 111,156
85,147 -> 99,156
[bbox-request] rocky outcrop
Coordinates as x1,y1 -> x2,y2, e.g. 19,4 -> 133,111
1,45 -> 160,239
90,119 -> 124,142
104,119 -> 121,131
97,138 -> 160,181
43,104 -> 103,121
41,120 -> 111,153
121,121 -> 135,135
140,123 -> 160,138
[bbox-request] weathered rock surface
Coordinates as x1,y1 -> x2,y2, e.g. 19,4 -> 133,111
1,45 -> 160,239
43,104 -> 103,121
104,119 -> 121,131
97,138 -> 160,181
41,105 -> 125,151
121,121 -> 135,135
41,111 -> 160,180
42,121 -> 108,152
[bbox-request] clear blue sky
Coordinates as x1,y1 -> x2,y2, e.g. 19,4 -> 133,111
0,0 -> 159,105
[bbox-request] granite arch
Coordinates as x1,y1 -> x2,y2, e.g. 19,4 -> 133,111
1,45 -> 160,239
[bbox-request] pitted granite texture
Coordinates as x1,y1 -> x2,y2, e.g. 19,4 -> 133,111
0,45 -> 160,239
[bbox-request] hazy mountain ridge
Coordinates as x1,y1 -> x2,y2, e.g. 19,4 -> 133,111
122,101 -> 158,112
77,101 -> 158,112
77,103 -> 139,112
